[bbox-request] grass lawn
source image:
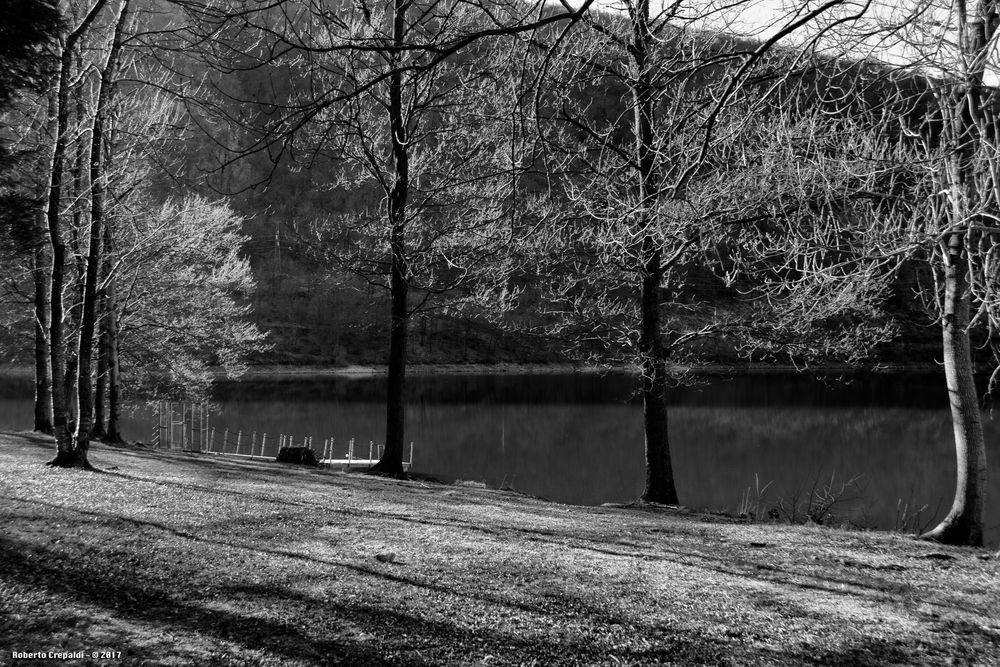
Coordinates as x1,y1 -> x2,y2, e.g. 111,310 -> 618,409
1,431 -> 998,666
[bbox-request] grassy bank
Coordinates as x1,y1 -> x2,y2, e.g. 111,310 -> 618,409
1,433 -> 998,666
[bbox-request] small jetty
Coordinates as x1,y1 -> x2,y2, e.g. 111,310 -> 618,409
318,438 -> 414,471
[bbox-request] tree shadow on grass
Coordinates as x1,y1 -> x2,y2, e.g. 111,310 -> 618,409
363,511 -> 926,607
0,534 -> 742,665
0,506 -> 965,667
0,536 -> 410,665
4,487 -> 972,624
0,532 -> 937,666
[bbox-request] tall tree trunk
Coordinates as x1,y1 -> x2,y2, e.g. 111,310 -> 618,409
920,1 -> 996,545
632,0 -> 678,505
639,244 -> 677,504
371,0 -> 409,476
93,178 -> 117,441
104,230 -> 124,444
45,44 -> 79,465
32,227 -> 53,434
44,0 -> 110,468
76,0 -> 128,451
64,69 -> 88,432
91,298 -> 109,439
921,244 -> 986,545
105,293 -> 124,444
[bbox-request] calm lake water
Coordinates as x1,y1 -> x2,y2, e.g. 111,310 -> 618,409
1,371 -> 997,545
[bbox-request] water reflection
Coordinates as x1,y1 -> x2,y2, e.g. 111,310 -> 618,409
0,371 -> 996,544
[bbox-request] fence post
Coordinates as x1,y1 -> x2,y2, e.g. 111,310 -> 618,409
237,430 -> 242,455
409,441 -> 414,467
223,429 -> 229,454
252,432 -> 257,458
262,433 -> 267,457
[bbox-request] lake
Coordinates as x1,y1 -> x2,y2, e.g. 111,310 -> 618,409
1,370 -> 997,545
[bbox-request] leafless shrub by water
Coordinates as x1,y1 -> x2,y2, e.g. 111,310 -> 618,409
736,473 -> 775,522
894,494 -> 943,537
736,470 -> 866,527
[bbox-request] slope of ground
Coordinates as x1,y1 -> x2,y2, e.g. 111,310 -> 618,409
1,433 -> 998,666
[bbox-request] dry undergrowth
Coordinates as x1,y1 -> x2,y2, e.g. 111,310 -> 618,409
1,432 -> 998,666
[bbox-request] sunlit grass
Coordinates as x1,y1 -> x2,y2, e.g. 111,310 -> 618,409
1,432 -> 998,665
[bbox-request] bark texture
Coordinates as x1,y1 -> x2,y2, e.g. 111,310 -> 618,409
46,38 -> 80,463
32,231 -> 53,434
104,244 -> 124,444
920,246 -> 987,545
91,301 -> 108,439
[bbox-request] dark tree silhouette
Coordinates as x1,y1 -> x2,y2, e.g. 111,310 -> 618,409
0,0 -> 61,435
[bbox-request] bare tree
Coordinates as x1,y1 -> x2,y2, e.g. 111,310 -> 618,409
72,0 -> 130,452
88,76 -> 268,412
44,0 -> 115,467
914,0 -> 997,547
790,0 -> 1000,546
487,1 -> 874,504
168,0 -> 597,475
33,0 -> 264,459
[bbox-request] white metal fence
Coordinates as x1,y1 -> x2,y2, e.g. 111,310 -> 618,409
151,400 -> 413,469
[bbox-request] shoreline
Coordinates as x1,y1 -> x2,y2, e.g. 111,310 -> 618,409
0,361 -> 949,381
0,362 -> 944,383
230,361 -> 948,380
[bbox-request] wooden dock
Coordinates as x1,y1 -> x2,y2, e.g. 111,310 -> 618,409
319,439 -> 414,470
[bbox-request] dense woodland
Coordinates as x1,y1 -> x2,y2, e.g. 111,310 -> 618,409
3,0 -> 1000,548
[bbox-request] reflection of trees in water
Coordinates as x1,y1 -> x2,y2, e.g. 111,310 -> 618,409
671,407 -> 973,534
213,370 -> 967,409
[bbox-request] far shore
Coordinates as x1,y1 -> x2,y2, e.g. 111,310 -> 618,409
0,360 -> 950,382
233,361 -> 949,379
